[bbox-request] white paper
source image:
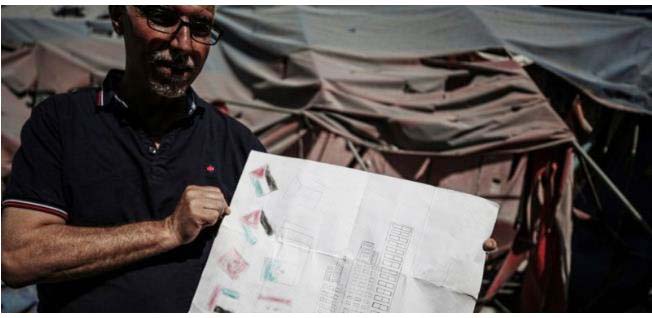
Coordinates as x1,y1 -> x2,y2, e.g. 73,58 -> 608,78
190,151 -> 498,312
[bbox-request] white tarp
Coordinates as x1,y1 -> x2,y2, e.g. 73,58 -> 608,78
190,151 -> 498,312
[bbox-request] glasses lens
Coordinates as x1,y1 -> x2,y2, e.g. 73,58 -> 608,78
193,28 -> 221,46
144,7 -> 179,30
209,28 -> 222,45
136,6 -> 222,45
190,21 -> 212,38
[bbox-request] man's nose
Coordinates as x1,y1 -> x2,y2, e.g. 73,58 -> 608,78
170,21 -> 193,53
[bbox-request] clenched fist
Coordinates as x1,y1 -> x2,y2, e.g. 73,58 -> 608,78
164,185 -> 230,245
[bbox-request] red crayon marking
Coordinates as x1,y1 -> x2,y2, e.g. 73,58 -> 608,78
241,209 -> 261,227
258,295 -> 291,305
208,285 -> 221,310
251,166 -> 265,178
218,249 -> 249,280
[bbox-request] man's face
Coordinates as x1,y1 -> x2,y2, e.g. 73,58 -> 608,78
119,6 -> 214,98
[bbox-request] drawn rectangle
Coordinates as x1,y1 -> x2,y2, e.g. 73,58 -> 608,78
379,271 -> 399,282
217,249 -> 249,280
376,287 -> 391,297
385,254 -> 402,262
378,280 -> 395,289
372,302 -> 389,311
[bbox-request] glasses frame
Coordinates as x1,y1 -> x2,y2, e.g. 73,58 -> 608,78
133,6 -> 223,46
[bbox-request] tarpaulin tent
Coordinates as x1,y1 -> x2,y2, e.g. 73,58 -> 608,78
1,84 -> 29,178
3,6 -> 650,114
2,5 -> 650,312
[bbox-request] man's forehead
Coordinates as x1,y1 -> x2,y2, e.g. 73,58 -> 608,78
170,5 -> 215,17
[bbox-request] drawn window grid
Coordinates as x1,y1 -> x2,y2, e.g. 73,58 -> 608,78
371,223 -> 413,313
342,241 -> 379,312
317,282 -> 342,312
317,258 -> 348,312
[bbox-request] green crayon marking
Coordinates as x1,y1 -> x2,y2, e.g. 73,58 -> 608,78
252,178 -> 263,196
221,288 -> 239,299
241,223 -> 257,245
263,260 -> 279,282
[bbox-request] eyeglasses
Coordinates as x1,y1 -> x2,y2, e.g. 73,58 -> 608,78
133,6 -> 223,46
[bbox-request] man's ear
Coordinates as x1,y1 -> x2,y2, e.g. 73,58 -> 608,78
108,5 -> 125,36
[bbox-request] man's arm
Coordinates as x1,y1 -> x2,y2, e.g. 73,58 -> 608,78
1,208 -> 176,287
1,185 -> 229,288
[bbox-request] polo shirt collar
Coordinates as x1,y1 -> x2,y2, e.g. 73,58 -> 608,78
96,69 -> 199,116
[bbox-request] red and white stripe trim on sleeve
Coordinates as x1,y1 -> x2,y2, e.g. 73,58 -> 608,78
96,88 -> 104,107
2,199 -> 69,221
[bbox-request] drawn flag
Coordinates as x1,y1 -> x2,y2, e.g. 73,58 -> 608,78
249,164 -> 278,197
241,209 -> 262,228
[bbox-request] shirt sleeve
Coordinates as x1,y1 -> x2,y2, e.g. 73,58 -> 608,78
250,133 -> 267,153
2,98 -> 69,221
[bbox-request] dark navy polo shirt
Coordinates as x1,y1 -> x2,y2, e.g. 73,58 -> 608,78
2,70 -> 265,312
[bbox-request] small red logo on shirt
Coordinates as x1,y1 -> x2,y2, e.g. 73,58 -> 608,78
206,165 -> 216,173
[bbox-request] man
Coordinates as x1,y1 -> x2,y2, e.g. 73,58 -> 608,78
2,5 -> 496,313
1,5 -> 264,312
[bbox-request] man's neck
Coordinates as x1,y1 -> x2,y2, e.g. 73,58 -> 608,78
119,73 -> 189,137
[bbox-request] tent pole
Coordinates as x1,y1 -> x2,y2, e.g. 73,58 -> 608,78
578,153 -> 603,212
347,140 -> 369,171
572,140 -> 652,237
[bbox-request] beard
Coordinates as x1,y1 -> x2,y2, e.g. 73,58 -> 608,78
148,77 -> 187,99
147,50 -> 196,98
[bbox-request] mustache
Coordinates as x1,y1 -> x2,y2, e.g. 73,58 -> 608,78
149,51 -> 195,71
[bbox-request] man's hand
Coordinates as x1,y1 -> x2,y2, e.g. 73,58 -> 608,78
483,238 -> 497,252
165,185 -> 230,245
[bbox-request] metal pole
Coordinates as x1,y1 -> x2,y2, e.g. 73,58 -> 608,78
572,140 -> 652,237
347,140 -> 369,171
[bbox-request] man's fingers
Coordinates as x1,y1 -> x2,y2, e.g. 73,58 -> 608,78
200,204 -> 229,216
184,185 -> 226,200
196,197 -> 223,208
199,191 -> 226,201
195,198 -> 229,219
195,186 -> 224,195
483,238 -> 497,252
199,213 -> 219,227
193,195 -> 227,209
197,207 -> 223,227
